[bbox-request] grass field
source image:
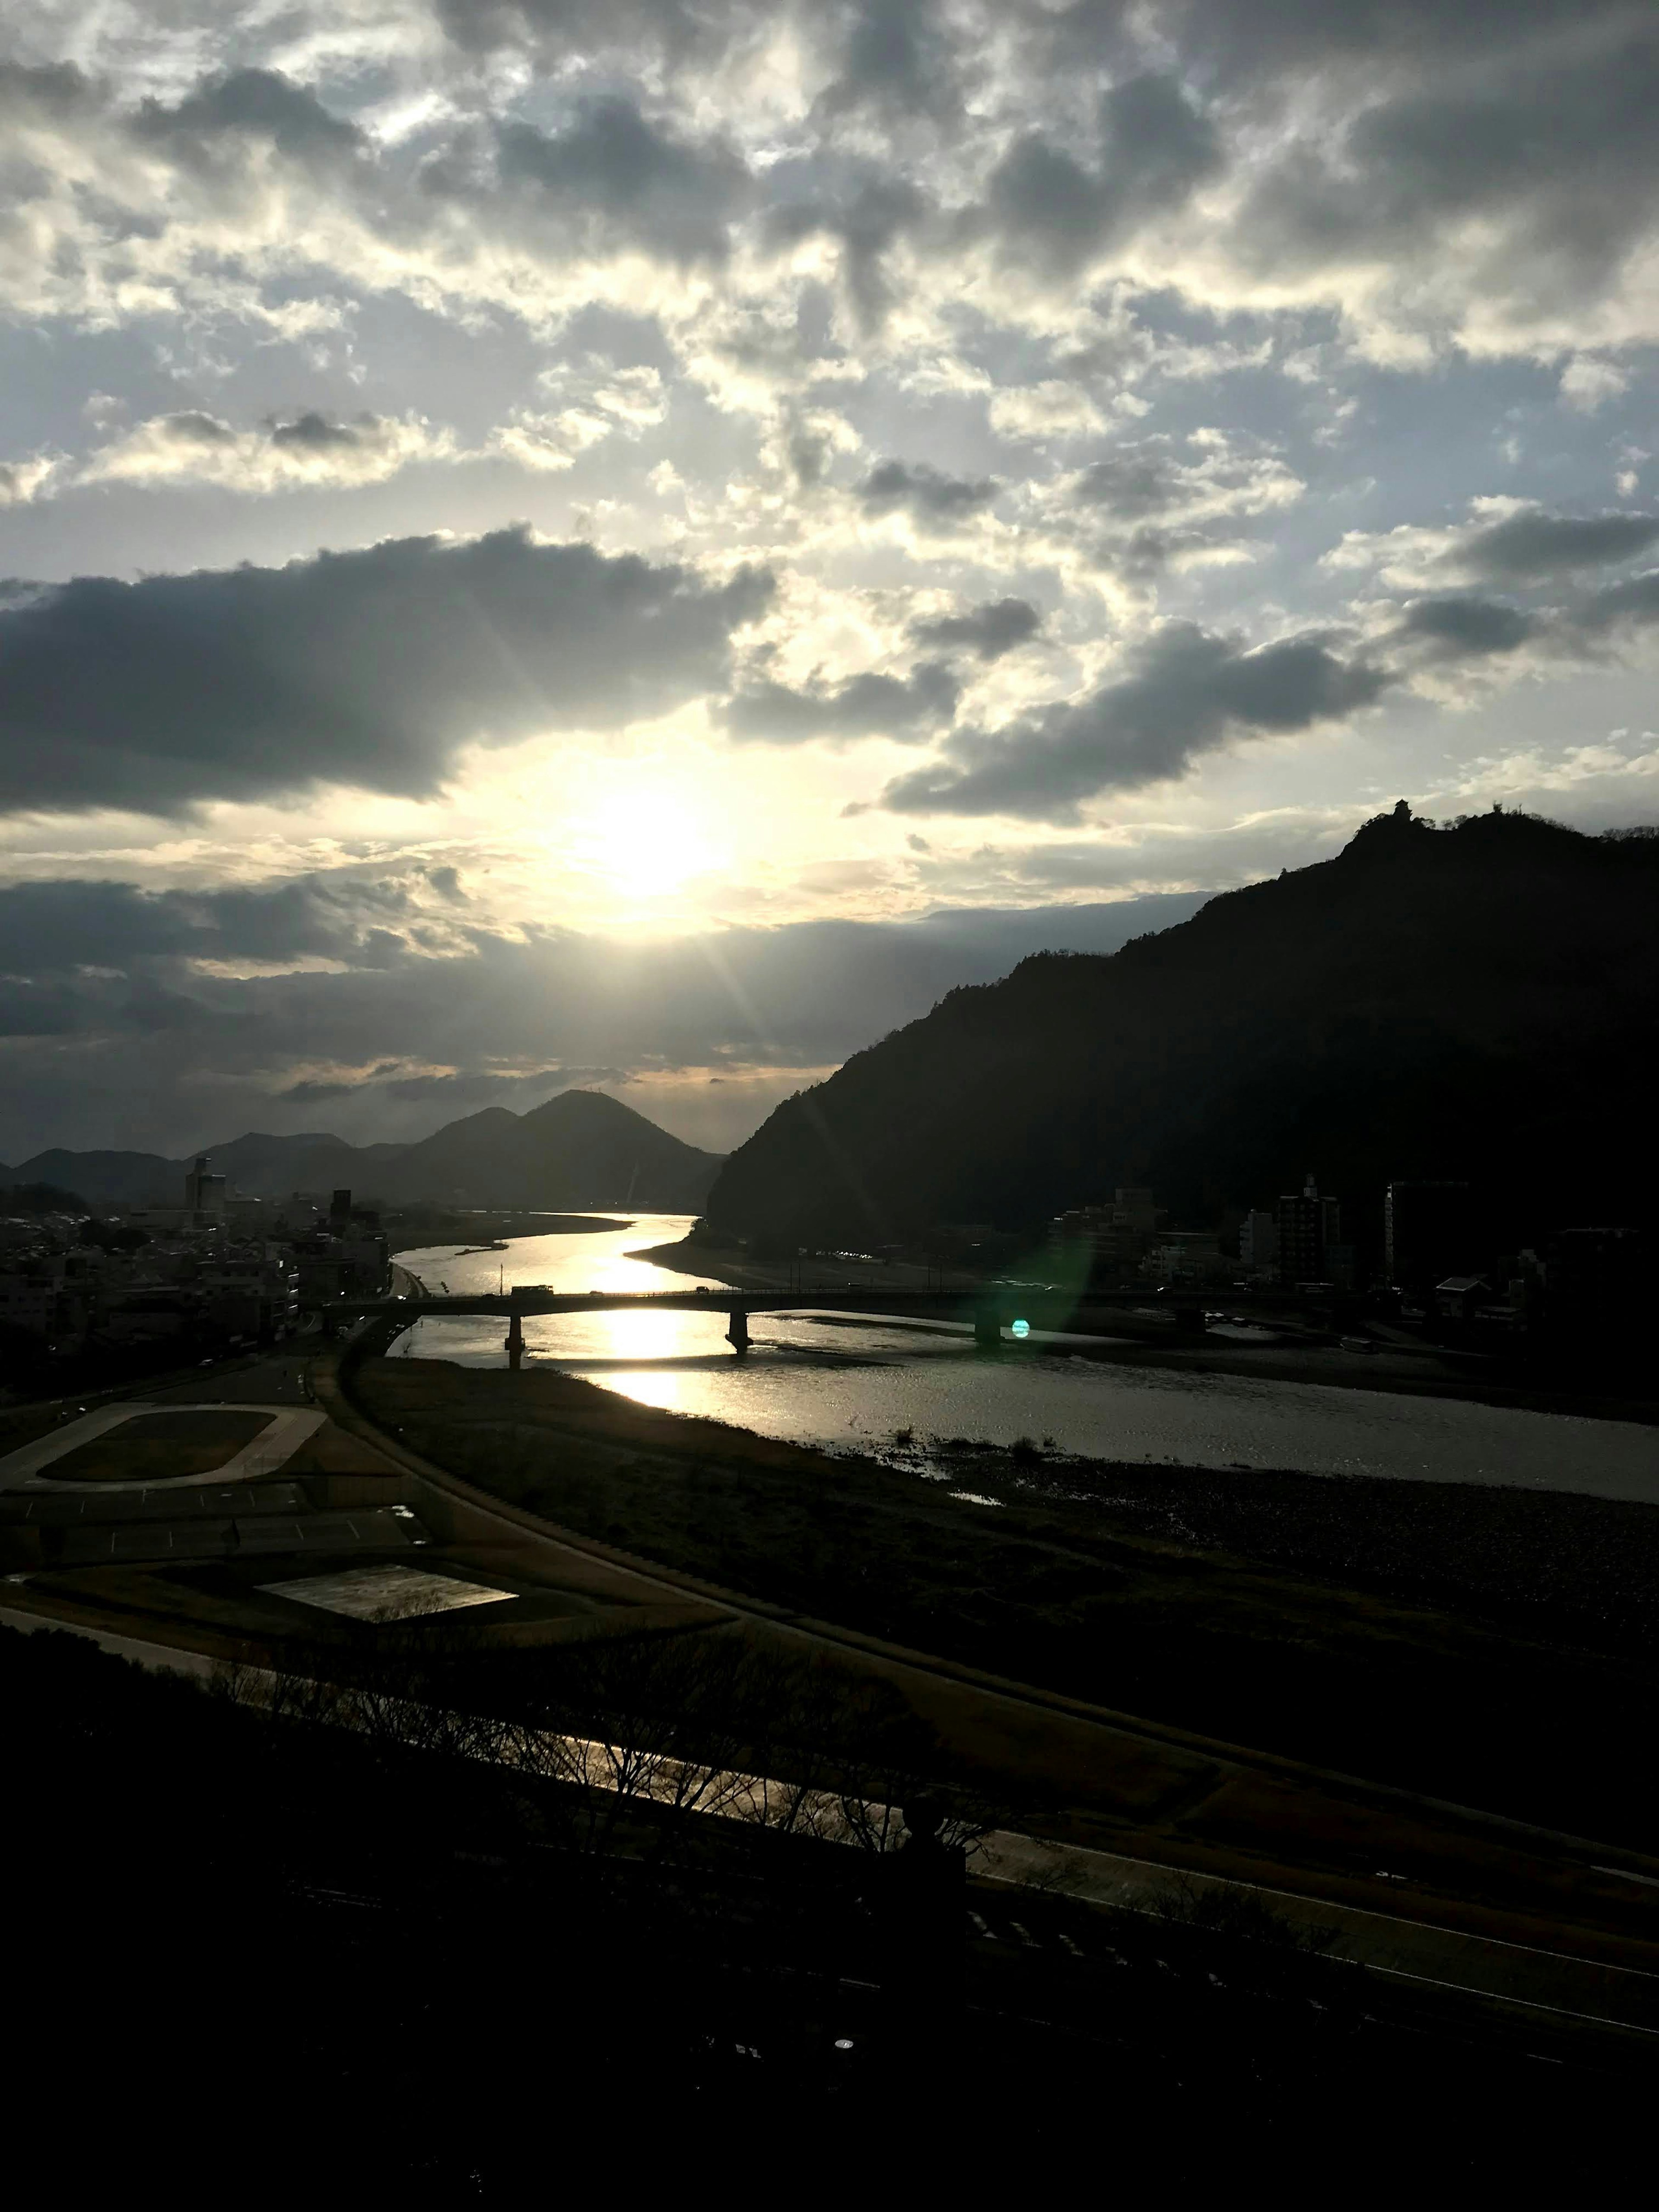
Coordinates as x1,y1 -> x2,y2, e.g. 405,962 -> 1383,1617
353,1355 -> 1659,1848
44,1407 -> 273,1481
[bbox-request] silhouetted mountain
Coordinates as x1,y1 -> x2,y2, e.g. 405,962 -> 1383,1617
372,1090 -> 720,1210
706,807 -> 1659,1259
6,1091 -> 721,1213
202,1131 -> 410,1196
1,1149 -> 180,1205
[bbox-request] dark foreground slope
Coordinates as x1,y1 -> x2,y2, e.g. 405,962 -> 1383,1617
708,807 -> 1658,1253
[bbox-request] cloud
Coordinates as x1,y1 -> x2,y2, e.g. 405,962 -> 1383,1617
857,458 -> 999,526
909,597 -> 1042,660
1328,502 -> 1659,593
488,364 -> 667,472
7,11 -> 1658,380
988,383 -> 1109,441
724,659 -> 959,743
0,870 -> 442,975
133,66 -> 365,166
433,0 -> 744,62
878,623 -> 1389,820
982,72 -> 1223,280
77,410 -> 455,493
0,528 -> 773,817
766,170 -> 930,333
1452,510 -> 1659,580
442,97 -> 753,269
816,0 -> 966,122
1227,19 -> 1659,350
1395,596 -> 1536,659
0,454 -> 60,506
1573,567 -> 1659,638
1006,431 -> 1307,582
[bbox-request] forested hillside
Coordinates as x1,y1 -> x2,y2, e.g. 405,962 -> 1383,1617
706,807 -> 1659,1258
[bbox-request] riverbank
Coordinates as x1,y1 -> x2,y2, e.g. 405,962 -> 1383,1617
632,1238 -> 1659,1428
384,1207 -> 632,1247
352,1353 -> 1659,1849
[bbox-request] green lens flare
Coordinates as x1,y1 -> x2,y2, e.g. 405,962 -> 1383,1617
1011,1317 -> 1030,1339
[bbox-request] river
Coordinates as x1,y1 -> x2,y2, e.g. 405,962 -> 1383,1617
390,1215 -> 1659,1505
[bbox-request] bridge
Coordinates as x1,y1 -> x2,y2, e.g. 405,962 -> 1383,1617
328,1279 -> 1230,1363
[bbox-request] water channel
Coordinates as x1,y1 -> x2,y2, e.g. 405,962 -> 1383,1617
390,1215 -> 1659,1505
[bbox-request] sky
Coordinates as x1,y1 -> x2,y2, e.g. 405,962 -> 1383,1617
2,0 -> 1657,1162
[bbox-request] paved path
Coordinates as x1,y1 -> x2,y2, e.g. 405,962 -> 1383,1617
977,1831 -> 1659,2036
0,1402 -> 325,1493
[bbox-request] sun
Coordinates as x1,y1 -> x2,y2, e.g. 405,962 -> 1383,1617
578,782 -> 717,906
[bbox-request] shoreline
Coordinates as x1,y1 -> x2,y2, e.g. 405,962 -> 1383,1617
345,1345 -> 1659,1855
629,1239 -> 1659,1430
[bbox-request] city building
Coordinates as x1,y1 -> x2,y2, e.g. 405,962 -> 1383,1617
1047,1188 -> 1160,1282
1276,1173 -> 1341,1287
1239,1209 -> 1278,1274
183,1157 -> 227,1222
1144,1232 -> 1231,1286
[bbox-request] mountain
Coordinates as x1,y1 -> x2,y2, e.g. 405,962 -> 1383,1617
4,1090 -> 722,1213
705,807 -> 1659,1259
0,1149 -> 181,1205
200,1131 -> 411,1198
371,1090 -> 721,1210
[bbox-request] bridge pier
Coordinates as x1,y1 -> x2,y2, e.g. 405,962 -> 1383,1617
505,1306 -> 524,1370
973,1303 -> 1003,1350
726,1305 -> 752,1354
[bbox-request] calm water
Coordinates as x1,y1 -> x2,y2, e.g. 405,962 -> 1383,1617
391,1217 -> 1659,1505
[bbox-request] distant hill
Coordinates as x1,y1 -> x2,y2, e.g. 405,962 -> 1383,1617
705,807 -> 1659,1260
203,1131 -> 411,1196
370,1091 -> 721,1211
0,1149 -> 180,1206
4,1090 -> 721,1214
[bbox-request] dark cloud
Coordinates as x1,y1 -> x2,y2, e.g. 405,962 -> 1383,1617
909,597 -> 1042,659
434,0 -> 738,60
156,411 -> 236,448
0,528 -> 772,817
480,98 -> 752,266
268,412 -> 370,452
857,458 -> 998,525
1397,596 -> 1535,657
816,0 -> 965,121
1452,511 -> 1659,580
0,59 -> 94,121
279,1077 -> 355,1103
766,172 -> 928,330
1572,567 -> 1659,636
724,660 -> 958,743
879,623 -> 1389,820
1234,27 -> 1659,305
984,72 -> 1222,277
1090,0 -> 1639,83
0,873 -> 425,975
133,67 -> 364,167
1072,446 -> 1191,520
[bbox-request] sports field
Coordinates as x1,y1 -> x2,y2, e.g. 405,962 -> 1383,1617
44,1409 -> 275,1482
